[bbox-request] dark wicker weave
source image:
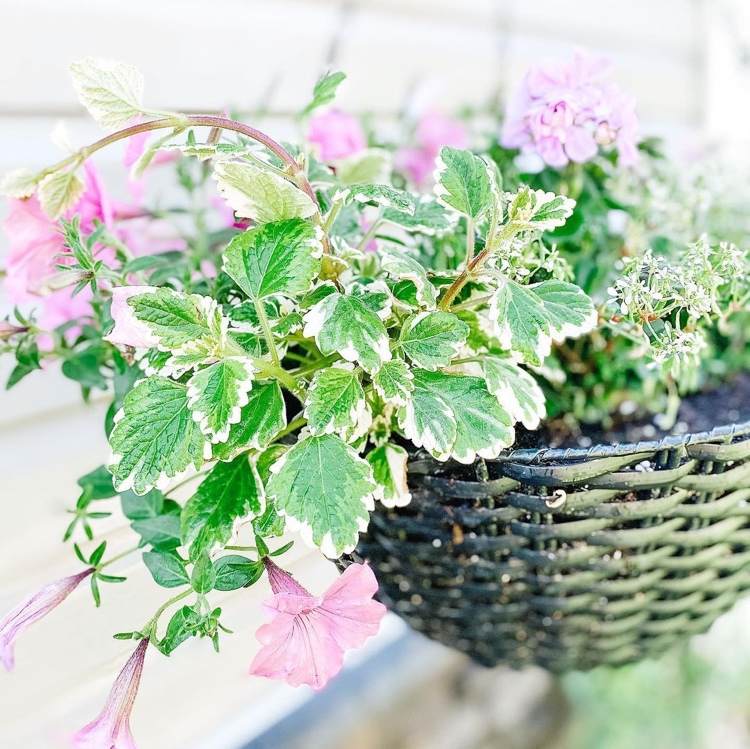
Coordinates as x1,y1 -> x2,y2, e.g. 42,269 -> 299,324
348,421 -> 750,672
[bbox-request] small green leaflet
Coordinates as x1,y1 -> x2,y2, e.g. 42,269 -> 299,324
399,369 -> 514,463
342,183 -> 414,213
222,218 -> 322,302
336,150 -> 392,185
483,357 -> 546,430
130,289 -> 224,350
379,246 -> 438,308
304,364 -> 369,437
213,555 -> 264,591
397,311 -> 468,370
434,146 -> 492,219
108,377 -> 206,494
383,196 -> 455,236
181,455 -> 264,561
489,277 -> 596,366
142,551 -> 190,588
266,433 -> 376,557
300,70 -> 346,117
303,291 -> 391,374
191,553 -> 216,594
506,187 -> 575,232
372,358 -> 414,407
367,443 -> 412,508
38,170 -> 84,219
213,161 -> 318,224
69,57 -> 145,130
212,382 -> 286,461
186,357 -> 255,443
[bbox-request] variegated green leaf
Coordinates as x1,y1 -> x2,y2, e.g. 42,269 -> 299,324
434,147 -> 492,219
367,443 -> 412,508
398,311 -> 468,370
304,363 -> 370,438
266,433 -> 376,557
336,149 -> 392,185
343,183 -> 414,213
300,70 -> 346,117
0,168 -> 39,198
38,170 -> 84,219
506,186 -> 575,232
383,196 -> 455,236
379,246 -> 438,308
483,357 -> 546,430
108,377 -> 206,495
399,369 -> 514,463
533,279 -> 598,340
372,359 -> 414,407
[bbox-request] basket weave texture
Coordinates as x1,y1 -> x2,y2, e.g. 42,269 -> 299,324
349,421 -> 750,672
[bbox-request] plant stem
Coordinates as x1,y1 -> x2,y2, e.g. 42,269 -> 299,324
292,353 -> 339,377
357,213 -> 383,253
99,545 -> 140,571
465,217 -> 475,266
254,298 -> 281,367
252,358 -> 303,396
272,415 -> 307,442
143,588 -> 193,641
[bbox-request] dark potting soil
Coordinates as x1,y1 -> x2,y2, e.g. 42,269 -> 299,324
517,371 -> 750,450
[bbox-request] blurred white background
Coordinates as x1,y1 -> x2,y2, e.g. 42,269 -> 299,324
2,1 -> 750,747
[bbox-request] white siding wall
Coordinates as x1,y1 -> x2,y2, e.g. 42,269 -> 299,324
0,1 -> 734,747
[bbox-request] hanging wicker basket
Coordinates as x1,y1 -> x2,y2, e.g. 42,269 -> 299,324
345,421 -> 750,672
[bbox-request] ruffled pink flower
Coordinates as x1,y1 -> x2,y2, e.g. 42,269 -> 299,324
249,560 -> 386,691
0,569 -> 92,670
501,49 -> 639,168
307,109 -> 366,162
71,638 -> 148,749
105,286 -> 160,349
396,110 -> 468,188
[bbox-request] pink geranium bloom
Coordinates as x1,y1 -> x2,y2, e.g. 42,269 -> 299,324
105,286 -> 160,349
501,49 -> 639,168
307,109 -> 366,162
249,560 -> 386,691
71,638 -> 148,749
0,569 -> 92,670
396,111 -> 469,188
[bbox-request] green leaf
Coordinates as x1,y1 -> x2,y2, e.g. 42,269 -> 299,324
129,289 -> 225,350
181,455 -> 264,561
434,147 -> 492,219
211,382 -> 286,461
301,70 -> 346,117
222,218 -> 322,302
213,555 -> 264,591
489,277 -> 596,366
483,357 -> 546,430
186,357 -> 255,443
131,513 -> 182,550
367,443 -> 412,508
379,246 -> 438,308
143,551 -> 190,588
343,182 -> 413,212
69,57 -> 145,129
191,553 -> 216,594
506,187 -> 575,232
108,377 -> 207,495
383,196 -> 454,236
303,291 -> 391,374
399,369 -> 514,463
266,434 -> 376,557
38,170 -> 84,219
120,489 -> 165,520
336,149 -> 392,185
372,359 -> 414,407
160,605 -> 203,655
0,168 -> 39,199
398,311 -> 468,370
213,161 -> 318,224
77,465 -> 117,500
304,363 -> 369,437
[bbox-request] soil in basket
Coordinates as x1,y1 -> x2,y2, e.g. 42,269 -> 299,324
527,371 -> 750,450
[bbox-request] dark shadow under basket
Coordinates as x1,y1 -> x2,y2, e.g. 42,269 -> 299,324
346,421 -> 750,673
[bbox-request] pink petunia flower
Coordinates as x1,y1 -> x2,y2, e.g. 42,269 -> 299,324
0,569 -> 92,670
104,286 -> 160,349
501,49 -> 639,168
71,638 -> 148,749
307,109 -> 366,162
395,110 -> 469,188
249,560 -> 386,691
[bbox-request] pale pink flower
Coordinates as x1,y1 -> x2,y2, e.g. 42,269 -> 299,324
249,560 -> 386,691
105,286 -> 160,349
307,109 -> 366,162
71,638 -> 148,749
501,49 -> 639,168
0,569 -> 92,670
396,110 -> 469,188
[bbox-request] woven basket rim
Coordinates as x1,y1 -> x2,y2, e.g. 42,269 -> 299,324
409,418 -> 750,469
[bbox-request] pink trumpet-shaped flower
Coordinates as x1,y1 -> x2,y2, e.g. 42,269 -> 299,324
307,109 -> 367,162
71,638 -> 148,749
0,568 -> 92,671
104,286 -> 160,349
249,560 -> 386,691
